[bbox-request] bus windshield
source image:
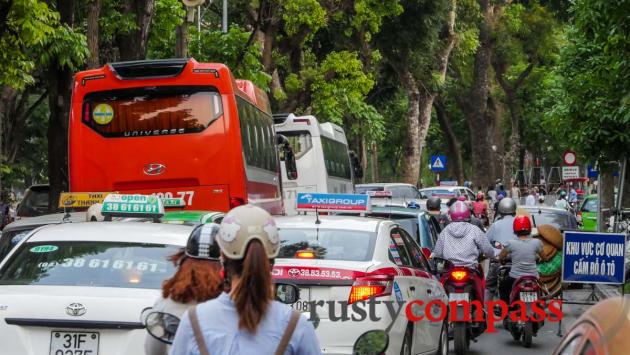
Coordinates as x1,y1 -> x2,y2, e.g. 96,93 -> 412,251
82,86 -> 223,138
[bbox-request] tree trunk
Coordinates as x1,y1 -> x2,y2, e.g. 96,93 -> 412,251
86,0 -> 101,69
116,0 -> 155,61
175,5 -> 188,58
599,163 -> 616,232
371,141 -> 379,183
466,0 -> 495,189
0,86 -> 15,194
621,159 -> 630,209
47,0 -> 76,211
434,98 -> 464,185
399,68 -> 421,184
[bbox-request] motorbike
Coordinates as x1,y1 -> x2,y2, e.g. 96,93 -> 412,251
497,264 -> 546,348
433,257 -> 487,355
143,283 -> 301,344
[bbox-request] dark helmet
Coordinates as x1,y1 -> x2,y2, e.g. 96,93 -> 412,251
426,197 -> 441,211
497,197 -> 517,216
185,223 -> 221,260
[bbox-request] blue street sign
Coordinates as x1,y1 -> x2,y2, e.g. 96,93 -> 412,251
430,155 -> 447,172
296,193 -> 370,212
562,231 -> 626,284
587,165 -> 598,178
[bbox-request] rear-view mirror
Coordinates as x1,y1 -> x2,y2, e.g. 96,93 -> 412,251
144,311 -> 180,345
421,247 -> 432,260
275,283 -> 300,304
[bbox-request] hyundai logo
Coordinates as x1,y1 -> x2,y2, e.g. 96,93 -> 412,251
143,163 -> 166,176
66,303 -> 87,317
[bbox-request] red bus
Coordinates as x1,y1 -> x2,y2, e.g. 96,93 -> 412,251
69,58 -> 284,214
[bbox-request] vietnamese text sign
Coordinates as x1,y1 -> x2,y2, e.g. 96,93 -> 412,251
562,231 -> 626,284
58,192 -> 110,208
562,166 -> 580,180
296,193 -> 370,212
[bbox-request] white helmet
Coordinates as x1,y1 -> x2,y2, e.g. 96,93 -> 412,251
217,204 -> 279,260
86,203 -> 104,222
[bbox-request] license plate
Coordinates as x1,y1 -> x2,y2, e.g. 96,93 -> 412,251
290,287 -> 311,312
50,331 -> 99,355
448,292 -> 469,302
520,292 -> 538,302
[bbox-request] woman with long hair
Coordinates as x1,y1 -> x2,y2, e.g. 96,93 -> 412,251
170,204 -> 320,355
145,224 -> 223,355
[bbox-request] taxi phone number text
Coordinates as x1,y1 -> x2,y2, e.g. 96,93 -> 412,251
38,258 -> 165,272
152,191 -> 195,205
292,269 -> 344,279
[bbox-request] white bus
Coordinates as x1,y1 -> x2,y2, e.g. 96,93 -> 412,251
274,113 -> 361,215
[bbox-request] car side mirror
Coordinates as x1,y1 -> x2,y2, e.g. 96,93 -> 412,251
349,151 -> 363,180
353,330 -> 389,355
275,283 -> 300,304
143,311 -> 180,345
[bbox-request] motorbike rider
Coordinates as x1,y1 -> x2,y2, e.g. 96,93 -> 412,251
554,190 -> 569,210
497,216 -> 545,304
169,205 -> 320,355
472,192 -> 489,226
484,198 -> 518,302
426,196 -> 449,230
432,201 -> 495,270
145,224 -> 224,355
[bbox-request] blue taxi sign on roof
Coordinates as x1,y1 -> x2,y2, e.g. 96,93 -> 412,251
296,193 -> 371,212
102,194 -> 164,219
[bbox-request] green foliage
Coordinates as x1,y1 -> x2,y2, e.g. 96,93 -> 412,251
281,0 -> 327,38
189,26 -> 271,89
146,0 -> 185,59
546,0 -> 630,161
0,0 -> 59,89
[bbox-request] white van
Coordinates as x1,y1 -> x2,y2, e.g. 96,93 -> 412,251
274,114 -> 360,215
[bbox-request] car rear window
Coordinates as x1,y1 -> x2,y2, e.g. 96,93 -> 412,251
0,241 -> 179,289
278,229 -> 377,261
16,188 -> 50,217
530,212 -> 572,230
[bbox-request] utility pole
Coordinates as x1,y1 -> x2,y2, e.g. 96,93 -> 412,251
222,0 -> 228,33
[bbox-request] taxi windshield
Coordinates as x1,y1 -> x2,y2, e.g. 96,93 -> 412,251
0,241 -> 179,289
278,229 -> 377,261
420,189 -> 455,198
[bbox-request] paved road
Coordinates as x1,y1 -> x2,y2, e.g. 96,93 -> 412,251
448,288 -> 596,355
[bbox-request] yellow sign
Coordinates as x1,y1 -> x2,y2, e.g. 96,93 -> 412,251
59,192 -> 110,208
92,103 -> 114,125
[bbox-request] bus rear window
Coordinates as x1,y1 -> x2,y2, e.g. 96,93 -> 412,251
82,86 -> 223,137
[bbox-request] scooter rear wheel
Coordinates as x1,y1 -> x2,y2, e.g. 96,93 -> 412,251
522,322 -> 533,348
453,323 -> 469,355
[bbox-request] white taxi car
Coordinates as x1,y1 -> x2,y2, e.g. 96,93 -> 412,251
0,221 -> 192,355
274,215 -> 449,355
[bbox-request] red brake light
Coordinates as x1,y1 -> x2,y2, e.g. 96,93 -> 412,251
450,270 -> 469,282
229,197 -> 245,209
348,274 -> 393,304
295,249 -> 316,259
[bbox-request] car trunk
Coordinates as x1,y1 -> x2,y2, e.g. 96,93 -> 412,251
0,285 -> 158,355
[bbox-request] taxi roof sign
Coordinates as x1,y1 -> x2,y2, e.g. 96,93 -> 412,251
296,193 -> 371,213
101,194 -> 164,219
162,198 -> 186,208
366,190 -> 392,198
59,192 -> 110,209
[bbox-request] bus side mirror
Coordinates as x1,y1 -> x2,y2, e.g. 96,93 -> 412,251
285,148 -> 298,180
349,151 -> 363,180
